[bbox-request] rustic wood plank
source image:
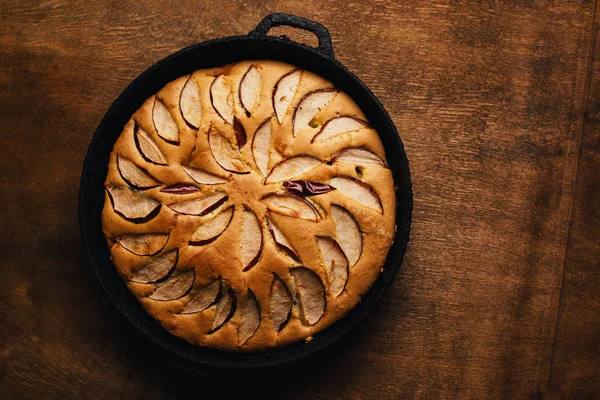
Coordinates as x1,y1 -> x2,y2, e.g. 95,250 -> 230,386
0,0 -> 597,398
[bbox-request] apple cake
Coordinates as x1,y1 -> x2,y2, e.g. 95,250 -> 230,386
102,60 -> 396,351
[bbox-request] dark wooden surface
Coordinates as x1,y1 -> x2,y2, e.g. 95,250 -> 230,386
1,1 -> 599,398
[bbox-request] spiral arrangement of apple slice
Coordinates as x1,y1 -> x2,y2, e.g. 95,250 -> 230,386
103,61 -> 393,348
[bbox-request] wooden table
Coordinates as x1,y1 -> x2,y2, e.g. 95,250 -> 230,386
1,1 -> 599,398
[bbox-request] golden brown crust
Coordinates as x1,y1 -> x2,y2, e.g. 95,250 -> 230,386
101,60 -> 396,351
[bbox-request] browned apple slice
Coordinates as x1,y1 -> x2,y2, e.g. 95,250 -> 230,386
331,148 -> 388,169
189,206 -> 234,245
149,269 -> 195,301
152,98 -> 180,144
265,216 -> 299,261
179,76 -> 202,129
239,65 -> 262,115
168,192 -> 228,216
117,156 -> 160,190
210,74 -> 233,125
331,204 -> 362,267
316,236 -> 349,297
240,207 -> 262,271
182,165 -> 228,185
210,284 -> 236,333
116,233 -> 169,256
251,118 -> 272,176
238,290 -> 261,345
208,127 -> 249,174
233,117 -> 247,149
106,186 -> 161,223
131,249 -> 178,283
329,176 -> 383,213
292,88 -> 337,137
261,193 -> 320,221
181,279 -> 220,314
311,116 -> 369,143
134,124 -> 167,165
291,267 -> 325,325
273,69 -> 301,123
265,155 -> 322,184
269,275 -> 292,333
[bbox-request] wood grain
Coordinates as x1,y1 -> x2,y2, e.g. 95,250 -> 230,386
1,0 -> 599,398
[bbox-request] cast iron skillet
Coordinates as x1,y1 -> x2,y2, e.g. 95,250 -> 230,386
79,13 -> 412,372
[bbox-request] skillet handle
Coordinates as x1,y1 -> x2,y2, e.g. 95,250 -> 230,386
249,13 -> 335,59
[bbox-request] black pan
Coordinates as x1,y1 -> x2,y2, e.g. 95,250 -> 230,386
79,13 -> 412,372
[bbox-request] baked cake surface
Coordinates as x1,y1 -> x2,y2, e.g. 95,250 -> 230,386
102,60 -> 396,351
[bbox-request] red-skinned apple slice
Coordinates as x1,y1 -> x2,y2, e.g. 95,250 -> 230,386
189,206 -> 234,245
292,88 -> 337,137
273,69 -> 301,123
181,279 -> 221,314
149,269 -> 195,301
291,267 -> 325,326
134,124 -> 167,165
116,233 -> 169,256
117,156 -> 160,190
106,186 -> 161,223
210,74 -> 234,125
331,204 -> 362,267
182,165 -> 228,185
240,207 -> 262,271
131,249 -> 178,283
179,76 -> 202,129
265,155 -> 323,184
269,275 -> 292,333
261,193 -> 320,221
331,148 -> 388,169
168,192 -> 228,216
239,65 -> 262,115
152,98 -> 180,144
238,290 -> 261,345
311,116 -> 369,143
160,183 -> 199,194
210,284 -> 236,333
329,176 -> 383,213
208,127 -> 249,174
251,118 -> 272,176
233,117 -> 247,149
316,236 -> 349,297
265,216 -> 299,261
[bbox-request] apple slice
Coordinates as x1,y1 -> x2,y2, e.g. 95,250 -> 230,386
181,279 -> 220,314
116,233 -> 169,256
269,275 -> 292,333
311,116 -> 369,143
261,193 -> 320,221
152,98 -> 180,144
210,74 -> 234,125
189,206 -> 234,245
210,284 -> 236,333
208,127 -> 249,174
240,207 -> 262,271
316,236 -> 349,297
149,269 -> 195,301
331,204 -> 362,267
179,76 -> 202,129
131,249 -> 178,283
239,65 -> 262,115
182,165 -> 228,185
329,176 -> 383,213
238,290 -> 261,345
160,183 -> 199,194
292,88 -> 337,137
273,69 -> 301,123
265,155 -> 322,184
168,192 -> 228,216
291,267 -> 325,326
117,156 -> 160,190
134,124 -> 167,165
252,118 -> 272,176
331,148 -> 388,169
283,180 -> 336,197
106,186 -> 161,223
233,117 -> 247,149
265,216 -> 299,261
